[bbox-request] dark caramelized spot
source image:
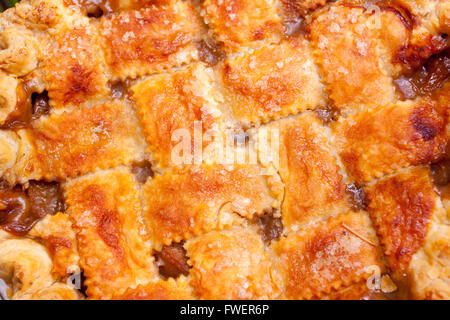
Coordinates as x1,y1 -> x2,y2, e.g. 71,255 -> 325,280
258,213 -> 283,244
0,184 -> 33,236
394,35 -> 449,72
31,91 -> 51,119
394,49 -> 450,99
87,7 -> 104,18
27,181 -> 66,218
0,81 -> 32,130
411,107 -> 440,141
154,242 -> 190,279
315,104 -> 340,124
110,82 -> 126,99
431,159 -> 450,186
68,0 -> 118,17
108,80 -> 131,100
46,235 -> 72,258
383,272 -> 413,300
280,0 -> 307,37
346,183 -> 367,211
1,84 -> 51,130
0,181 -> 65,236
131,161 -> 154,183
196,39 -> 225,66
0,179 -> 9,190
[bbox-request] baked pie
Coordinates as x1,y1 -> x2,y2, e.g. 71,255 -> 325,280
0,0 -> 449,300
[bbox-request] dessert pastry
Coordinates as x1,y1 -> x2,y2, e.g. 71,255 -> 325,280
0,0 -> 448,300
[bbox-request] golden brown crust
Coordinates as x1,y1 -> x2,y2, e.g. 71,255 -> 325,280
366,166 -> 450,299
0,25 -> 38,77
309,4 -> 397,112
27,282 -> 81,300
409,223 -> 450,299
0,235 -> 80,300
260,113 -> 348,228
333,100 -> 448,183
438,1 -> 450,34
111,278 -> 194,300
366,167 -> 440,272
273,211 -> 383,300
65,0 -> 171,14
186,227 -> 282,300
201,0 -> 281,51
42,22 -> 108,108
321,281 -> 386,300
4,101 -> 146,183
29,212 -> 80,277
64,168 -> 155,299
99,2 -> 203,80
11,0 -> 70,29
0,72 -> 19,125
142,164 -> 278,249
0,130 -> 19,177
218,39 -> 324,126
131,63 -> 225,169
0,0 -> 449,301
